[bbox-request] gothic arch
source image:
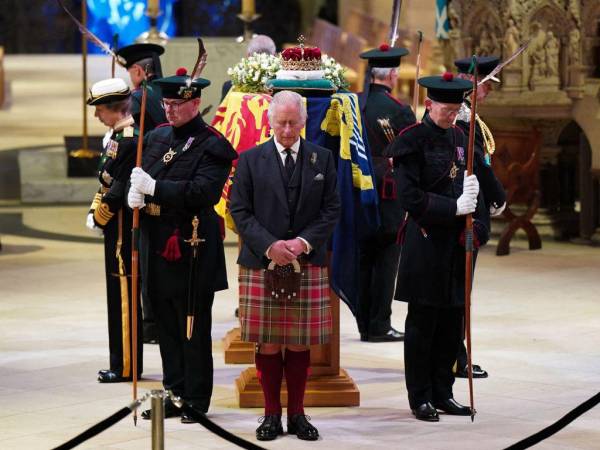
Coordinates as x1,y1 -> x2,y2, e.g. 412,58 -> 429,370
525,2 -> 572,39
461,1 -> 504,56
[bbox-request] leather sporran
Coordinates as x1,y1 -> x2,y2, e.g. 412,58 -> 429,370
264,260 -> 302,301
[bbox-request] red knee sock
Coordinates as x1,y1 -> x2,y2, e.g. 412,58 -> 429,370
255,352 -> 283,416
284,349 -> 311,416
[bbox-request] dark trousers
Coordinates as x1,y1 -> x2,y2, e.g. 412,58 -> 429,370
457,253 -> 479,370
457,338 -> 468,370
357,236 -> 401,337
103,212 -> 143,377
404,303 -> 463,409
151,257 -> 214,411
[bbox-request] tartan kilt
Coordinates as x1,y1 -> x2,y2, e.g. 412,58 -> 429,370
239,262 -> 332,345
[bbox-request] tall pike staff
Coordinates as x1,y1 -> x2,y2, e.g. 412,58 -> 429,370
411,31 -> 423,115
464,55 -> 479,422
111,33 -> 119,78
388,0 -> 403,46
130,69 -> 149,426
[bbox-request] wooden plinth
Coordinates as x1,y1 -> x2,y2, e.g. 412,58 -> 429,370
233,274 -> 360,407
222,327 -> 255,364
235,367 -> 360,408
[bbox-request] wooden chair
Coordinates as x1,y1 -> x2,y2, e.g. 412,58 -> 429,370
307,18 -> 342,61
337,31 -> 368,91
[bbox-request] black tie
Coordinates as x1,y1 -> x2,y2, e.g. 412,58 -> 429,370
284,148 -> 295,180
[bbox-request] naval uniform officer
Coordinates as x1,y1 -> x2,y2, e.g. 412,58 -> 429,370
127,68 -> 237,423
454,56 -> 507,379
389,73 -> 489,421
357,44 -> 417,342
85,78 -> 143,383
116,42 -> 168,344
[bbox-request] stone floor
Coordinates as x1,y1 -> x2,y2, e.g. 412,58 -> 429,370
0,203 -> 599,450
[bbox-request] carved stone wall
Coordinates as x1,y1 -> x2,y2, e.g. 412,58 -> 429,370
445,0 -> 600,241
446,0 -> 600,96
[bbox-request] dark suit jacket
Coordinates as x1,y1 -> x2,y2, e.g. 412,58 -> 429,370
230,137 -> 340,269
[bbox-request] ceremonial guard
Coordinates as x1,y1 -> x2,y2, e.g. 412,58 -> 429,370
85,78 -> 143,383
116,42 -> 168,343
230,91 -> 340,441
357,44 -> 416,342
127,68 -> 237,423
389,73 -> 487,421
454,56 -> 506,379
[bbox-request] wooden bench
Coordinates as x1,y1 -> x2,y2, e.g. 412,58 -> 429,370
306,18 -> 368,91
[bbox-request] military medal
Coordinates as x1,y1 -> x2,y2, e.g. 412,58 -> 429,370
162,137 -> 195,164
162,148 -> 176,163
106,140 -> 119,159
450,162 -> 459,179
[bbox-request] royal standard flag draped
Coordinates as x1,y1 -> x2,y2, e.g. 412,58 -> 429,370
211,92 -> 273,231
306,93 -> 379,315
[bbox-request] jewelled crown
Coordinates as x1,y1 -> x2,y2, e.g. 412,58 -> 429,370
280,35 -> 323,71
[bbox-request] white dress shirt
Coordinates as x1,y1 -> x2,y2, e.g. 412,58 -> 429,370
273,136 -> 301,165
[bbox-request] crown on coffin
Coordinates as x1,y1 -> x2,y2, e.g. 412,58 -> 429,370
281,35 -> 322,71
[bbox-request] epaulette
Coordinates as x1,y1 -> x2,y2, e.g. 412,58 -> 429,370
206,125 -> 224,138
155,122 -> 171,129
115,126 -> 139,140
397,122 -> 422,137
384,91 -> 405,107
453,125 -> 466,136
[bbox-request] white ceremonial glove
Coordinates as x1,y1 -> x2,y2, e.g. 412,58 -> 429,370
456,194 -> 477,216
85,213 -> 103,236
456,171 -> 479,216
128,186 -> 146,209
130,167 -> 156,196
462,171 -> 479,198
490,201 -> 507,217
86,212 -> 95,230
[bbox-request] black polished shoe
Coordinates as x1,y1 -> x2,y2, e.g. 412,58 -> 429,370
411,402 -> 439,422
287,414 -> 319,441
433,398 -> 472,416
360,334 -> 368,342
368,327 -> 405,342
256,415 -> 283,441
455,364 -> 488,379
181,409 -> 205,424
141,398 -> 182,420
97,369 -> 132,383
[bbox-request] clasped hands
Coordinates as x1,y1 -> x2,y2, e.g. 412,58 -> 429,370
268,238 -> 306,266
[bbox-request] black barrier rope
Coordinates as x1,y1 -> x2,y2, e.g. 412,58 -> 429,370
505,391 -> 600,450
181,404 -> 267,450
52,406 -> 132,450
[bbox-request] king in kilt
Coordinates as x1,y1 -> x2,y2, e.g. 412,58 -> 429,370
230,90 -> 340,441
